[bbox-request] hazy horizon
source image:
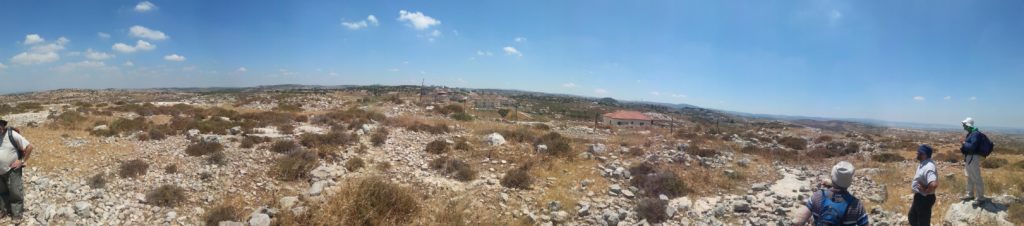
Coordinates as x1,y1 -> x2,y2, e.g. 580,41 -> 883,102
2,0 -> 1022,128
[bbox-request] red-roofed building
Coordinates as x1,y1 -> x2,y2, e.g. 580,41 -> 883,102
603,110 -> 654,127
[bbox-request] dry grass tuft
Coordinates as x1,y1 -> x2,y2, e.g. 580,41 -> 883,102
270,140 -> 301,154
275,150 -> 319,181
501,165 -> 533,190
636,198 -> 669,223
203,202 -> 242,226
87,172 -> 107,189
346,157 -> 366,172
371,128 -> 389,147
424,140 -> 450,154
185,141 -> 225,156
295,177 -> 421,226
429,156 -> 478,182
146,184 -> 187,207
119,159 -> 149,178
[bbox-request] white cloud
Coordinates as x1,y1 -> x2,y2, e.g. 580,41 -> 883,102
134,1 -> 156,12
944,96 -> 952,100
649,91 -> 661,96
969,96 -> 977,101
10,35 -> 68,65
562,83 -> 577,88
54,60 -> 115,73
0,62 -> 6,70
236,67 -> 248,73
670,94 -> 688,99
913,96 -> 925,101
97,32 -> 111,39
514,37 -> 527,43
129,25 -> 168,40
164,54 -> 186,62
341,15 -> 380,30
23,34 -> 44,45
429,30 -> 442,37
594,89 -> 608,95
476,50 -> 493,56
503,46 -> 522,56
124,61 -> 134,66
84,49 -> 115,61
112,40 -> 156,53
398,10 -> 440,30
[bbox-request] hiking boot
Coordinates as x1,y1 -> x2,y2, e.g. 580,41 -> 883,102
10,216 -> 21,225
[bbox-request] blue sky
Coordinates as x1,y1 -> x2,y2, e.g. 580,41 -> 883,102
1,0 -> 1022,128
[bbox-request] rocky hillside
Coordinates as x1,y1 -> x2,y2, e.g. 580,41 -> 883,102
0,88 -> 1021,226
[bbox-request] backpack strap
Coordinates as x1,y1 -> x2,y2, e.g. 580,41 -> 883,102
839,193 -> 858,225
6,128 -> 24,159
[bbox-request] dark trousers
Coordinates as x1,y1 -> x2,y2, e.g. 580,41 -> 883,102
908,193 -> 936,226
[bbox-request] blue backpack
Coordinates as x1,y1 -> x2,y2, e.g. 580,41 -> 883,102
976,132 -> 994,157
813,190 -> 858,226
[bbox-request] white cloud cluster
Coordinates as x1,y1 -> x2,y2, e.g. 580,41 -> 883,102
514,37 -> 527,43
129,25 -> 168,40
594,89 -> 608,95
562,83 -> 577,88
913,96 -> 925,101
236,67 -> 248,73
164,54 -> 186,62
503,46 -> 522,56
341,15 -> 379,30
476,50 -> 493,56
23,34 -> 44,45
10,35 -> 68,65
398,10 -> 440,30
97,32 -> 111,39
112,40 -> 156,53
54,60 -> 114,73
134,1 -> 156,12
0,62 -> 7,70
84,49 -> 115,61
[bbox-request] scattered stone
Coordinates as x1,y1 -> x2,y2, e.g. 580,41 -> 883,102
248,213 -> 271,226
485,133 -> 506,146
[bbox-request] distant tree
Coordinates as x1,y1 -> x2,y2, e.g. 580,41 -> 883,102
497,109 -> 510,118
598,97 -> 619,106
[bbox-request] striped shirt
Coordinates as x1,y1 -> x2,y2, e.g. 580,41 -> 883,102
805,189 -> 870,226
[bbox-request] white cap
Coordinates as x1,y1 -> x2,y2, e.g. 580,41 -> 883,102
831,161 -> 855,189
962,117 -> 975,127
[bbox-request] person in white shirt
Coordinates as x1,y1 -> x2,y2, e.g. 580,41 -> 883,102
0,119 -> 33,223
908,144 -> 938,226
